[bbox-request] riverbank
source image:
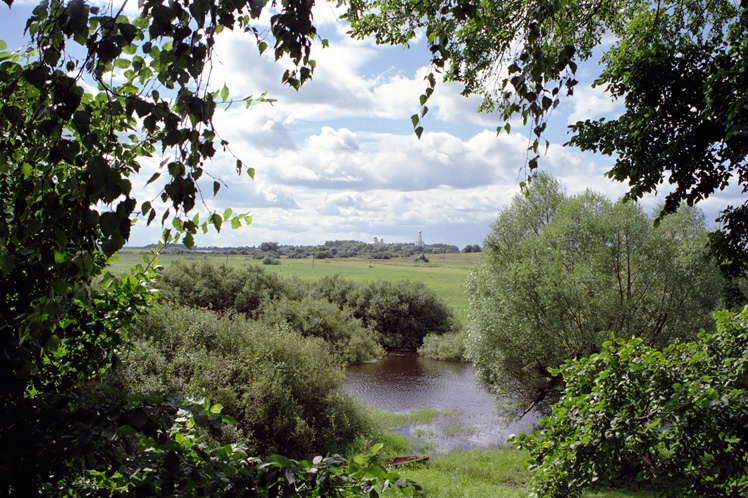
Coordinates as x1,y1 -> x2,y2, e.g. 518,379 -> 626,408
377,444 -> 657,498
361,407 -> 656,498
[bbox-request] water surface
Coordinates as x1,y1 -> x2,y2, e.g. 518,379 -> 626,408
344,352 -> 539,452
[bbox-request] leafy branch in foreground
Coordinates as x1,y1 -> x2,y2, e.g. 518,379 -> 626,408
0,0 -> 323,493
513,309 -> 748,498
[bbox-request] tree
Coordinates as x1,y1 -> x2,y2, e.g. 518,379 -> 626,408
346,0 -> 748,286
512,308 -> 748,498
465,173 -> 722,414
0,0 -> 322,493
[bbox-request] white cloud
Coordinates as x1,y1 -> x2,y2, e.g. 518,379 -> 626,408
567,85 -> 623,124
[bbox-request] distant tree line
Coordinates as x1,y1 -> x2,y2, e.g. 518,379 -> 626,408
146,240 -> 468,260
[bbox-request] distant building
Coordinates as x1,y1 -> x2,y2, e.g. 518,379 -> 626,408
416,230 -> 424,247
373,236 -> 379,244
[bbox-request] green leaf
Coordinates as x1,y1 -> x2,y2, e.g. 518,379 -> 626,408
220,84 -> 229,101
114,58 -> 131,69
53,250 -> 66,264
210,214 -> 222,231
45,335 -> 60,353
146,172 -> 160,185
223,208 -> 232,220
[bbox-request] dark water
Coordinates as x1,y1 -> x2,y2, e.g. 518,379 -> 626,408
344,352 -> 539,452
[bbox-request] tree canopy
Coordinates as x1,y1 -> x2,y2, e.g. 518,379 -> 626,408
0,0 -> 341,494
346,0 -> 748,282
465,173 -> 722,414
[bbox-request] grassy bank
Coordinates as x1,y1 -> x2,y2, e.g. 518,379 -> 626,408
382,446 -> 657,498
112,250 -> 481,323
355,408 -> 657,498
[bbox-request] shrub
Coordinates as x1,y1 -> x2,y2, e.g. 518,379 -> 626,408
346,280 -> 458,350
309,275 -> 358,306
467,173 -> 722,412
418,331 -> 467,361
158,260 -> 295,317
311,277 -> 457,350
262,256 -> 280,265
512,308 -> 748,498
116,305 -> 371,458
261,297 -> 383,365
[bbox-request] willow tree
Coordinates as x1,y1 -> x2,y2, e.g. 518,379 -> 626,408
465,174 -> 722,415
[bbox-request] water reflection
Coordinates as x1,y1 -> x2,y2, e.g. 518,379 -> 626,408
344,352 -> 539,452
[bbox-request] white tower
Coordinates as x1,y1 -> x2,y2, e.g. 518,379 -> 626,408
416,230 -> 424,247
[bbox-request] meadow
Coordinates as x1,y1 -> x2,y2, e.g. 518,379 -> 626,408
112,249 -> 482,323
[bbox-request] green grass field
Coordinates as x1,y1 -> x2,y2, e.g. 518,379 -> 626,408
111,250 -> 482,323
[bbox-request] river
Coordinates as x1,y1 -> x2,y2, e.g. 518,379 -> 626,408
344,352 -> 539,453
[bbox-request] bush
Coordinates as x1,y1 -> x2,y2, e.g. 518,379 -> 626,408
116,305 -> 371,458
346,280 -> 458,350
309,275 -> 358,306
261,297 -> 383,365
513,308 -> 748,498
262,256 -> 280,265
311,277 -> 457,350
414,254 -> 430,263
158,260 -> 296,317
418,331 -> 467,361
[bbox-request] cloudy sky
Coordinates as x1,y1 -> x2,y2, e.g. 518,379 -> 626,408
1,1 -> 742,248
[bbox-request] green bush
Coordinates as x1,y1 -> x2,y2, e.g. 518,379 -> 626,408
116,305 -> 371,458
312,278 -> 458,350
261,296 -> 384,365
158,260 -> 296,317
513,308 -> 748,498
347,280 -> 458,350
418,331 -> 467,361
309,274 -> 358,306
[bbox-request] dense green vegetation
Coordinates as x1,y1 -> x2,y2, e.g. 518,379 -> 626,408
3,0 -> 747,493
157,259 -> 458,358
0,0 -> 421,494
466,174 -> 723,414
514,309 -> 748,497
113,305 -> 370,458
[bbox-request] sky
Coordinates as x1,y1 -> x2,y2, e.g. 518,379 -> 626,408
1,1 -> 743,249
